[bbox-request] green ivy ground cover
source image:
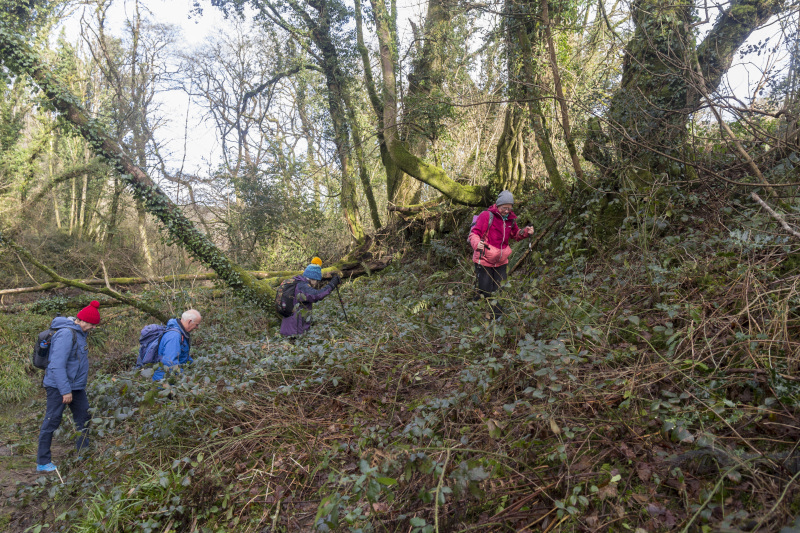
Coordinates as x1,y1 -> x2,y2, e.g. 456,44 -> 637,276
3,188 -> 800,531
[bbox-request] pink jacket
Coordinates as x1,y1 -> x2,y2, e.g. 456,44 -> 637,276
468,205 -> 527,267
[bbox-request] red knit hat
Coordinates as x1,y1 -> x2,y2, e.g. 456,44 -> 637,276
76,300 -> 101,324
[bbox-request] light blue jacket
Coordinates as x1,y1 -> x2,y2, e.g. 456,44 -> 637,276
153,318 -> 192,381
43,317 -> 88,395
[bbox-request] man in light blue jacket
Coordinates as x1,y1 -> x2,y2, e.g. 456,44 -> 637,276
37,301 -> 100,472
152,309 -> 202,382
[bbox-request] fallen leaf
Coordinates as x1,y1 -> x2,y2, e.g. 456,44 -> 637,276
631,493 -> 648,504
619,443 -> 635,459
488,419 -> 504,439
636,463 -> 652,482
372,502 -> 389,512
647,503 -> 666,516
550,419 -> 561,435
572,457 -> 593,473
598,483 -> 617,501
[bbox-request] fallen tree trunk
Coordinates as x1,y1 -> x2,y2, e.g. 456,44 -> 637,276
0,298 -> 129,314
0,274 -> 219,296
0,258 -> 394,297
0,231 -> 169,322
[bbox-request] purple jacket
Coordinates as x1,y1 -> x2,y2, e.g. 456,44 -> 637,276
279,275 -> 335,336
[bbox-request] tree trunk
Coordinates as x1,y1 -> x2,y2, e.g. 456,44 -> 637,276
296,77 -> 322,208
370,0 -> 491,206
104,176 -> 122,247
0,29 -> 279,310
494,105 -> 526,194
136,199 -> 154,275
343,91 -> 382,229
541,0 -> 584,184
599,0 -> 786,177
292,0 -> 366,244
354,0 -> 419,214
69,170 -> 76,235
48,136 -> 61,229
516,23 -> 567,200
396,0 -> 455,206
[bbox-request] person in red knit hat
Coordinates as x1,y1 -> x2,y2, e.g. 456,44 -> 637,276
36,301 -> 100,472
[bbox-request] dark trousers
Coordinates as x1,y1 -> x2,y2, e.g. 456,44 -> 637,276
474,263 -> 507,317
37,387 -> 91,465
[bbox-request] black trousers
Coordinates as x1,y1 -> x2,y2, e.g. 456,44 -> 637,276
474,263 -> 507,317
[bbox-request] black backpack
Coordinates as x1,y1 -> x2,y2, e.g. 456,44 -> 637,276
275,278 -> 299,318
32,327 -> 76,370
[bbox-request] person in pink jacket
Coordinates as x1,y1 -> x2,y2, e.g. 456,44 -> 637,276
468,190 -> 534,317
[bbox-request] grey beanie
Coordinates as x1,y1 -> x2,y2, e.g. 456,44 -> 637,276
496,190 -> 514,206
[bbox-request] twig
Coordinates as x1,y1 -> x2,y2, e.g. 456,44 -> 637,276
510,213 -> 563,275
751,192 -> 800,239
434,448 -> 451,533
750,469 -> 800,531
100,261 -> 112,291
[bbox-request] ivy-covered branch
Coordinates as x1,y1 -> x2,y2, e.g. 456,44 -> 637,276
696,0 -> 786,96
0,28 -> 276,310
0,230 -> 169,322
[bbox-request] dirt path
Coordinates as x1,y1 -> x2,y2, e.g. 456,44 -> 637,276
0,397 -> 73,532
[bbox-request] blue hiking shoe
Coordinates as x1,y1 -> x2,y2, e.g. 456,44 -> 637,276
36,462 -> 57,472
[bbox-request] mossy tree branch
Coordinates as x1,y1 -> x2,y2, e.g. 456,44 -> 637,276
0,28 -> 276,310
369,0 -> 491,207
696,0 -> 786,99
0,230 -> 169,322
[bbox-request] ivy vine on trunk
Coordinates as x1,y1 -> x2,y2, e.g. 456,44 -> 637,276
0,27 -> 278,310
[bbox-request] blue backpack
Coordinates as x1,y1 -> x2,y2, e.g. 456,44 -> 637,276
135,324 -> 179,368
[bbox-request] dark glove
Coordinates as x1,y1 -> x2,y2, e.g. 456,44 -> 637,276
330,274 -> 341,287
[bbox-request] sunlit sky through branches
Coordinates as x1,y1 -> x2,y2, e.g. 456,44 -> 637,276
56,0 -> 795,186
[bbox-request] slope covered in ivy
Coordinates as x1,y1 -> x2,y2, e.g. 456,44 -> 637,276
4,185 -> 800,532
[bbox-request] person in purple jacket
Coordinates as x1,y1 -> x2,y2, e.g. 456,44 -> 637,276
280,262 -> 341,337
36,300 -> 100,472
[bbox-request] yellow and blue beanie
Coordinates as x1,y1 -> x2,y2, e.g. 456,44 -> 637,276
303,263 -> 322,280
311,257 -> 323,266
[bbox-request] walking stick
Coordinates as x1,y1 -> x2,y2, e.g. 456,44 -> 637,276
335,285 -> 349,323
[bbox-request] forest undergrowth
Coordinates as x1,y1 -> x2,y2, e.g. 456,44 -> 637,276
2,185 -> 800,532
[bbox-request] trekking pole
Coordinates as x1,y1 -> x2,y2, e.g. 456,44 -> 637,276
335,285 -> 349,323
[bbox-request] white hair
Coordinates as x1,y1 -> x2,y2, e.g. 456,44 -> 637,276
182,309 -> 202,323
